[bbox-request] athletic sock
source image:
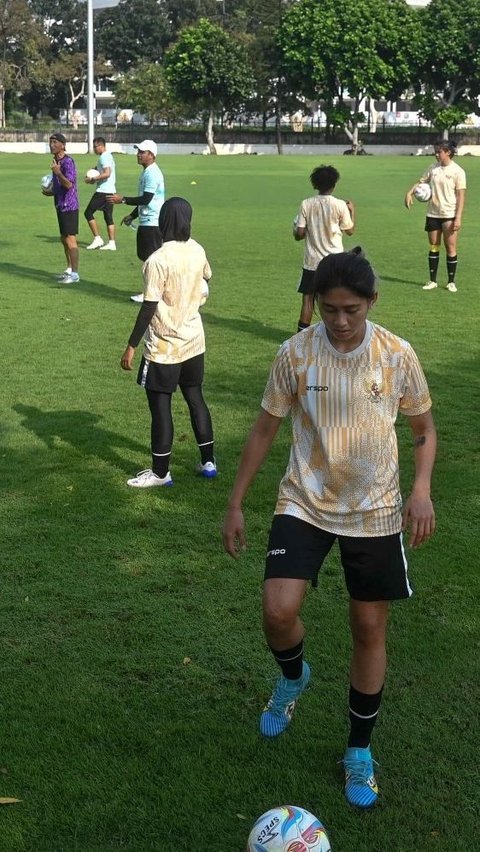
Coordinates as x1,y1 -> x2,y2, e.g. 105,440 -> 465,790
297,321 -> 310,333
348,684 -> 384,748
152,452 -> 170,478
199,441 -> 214,465
428,246 -> 440,282
269,640 -> 304,680
446,254 -> 458,283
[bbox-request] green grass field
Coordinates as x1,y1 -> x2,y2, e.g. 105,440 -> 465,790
0,151 -> 478,851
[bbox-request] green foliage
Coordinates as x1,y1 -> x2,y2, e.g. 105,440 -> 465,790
278,0 -> 422,140
164,17 -> 254,113
412,0 -> 480,135
95,0 -> 172,72
114,62 -> 188,126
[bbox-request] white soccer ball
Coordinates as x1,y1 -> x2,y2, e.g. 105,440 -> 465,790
246,805 -> 331,852
41,174 -> 53,190
200,279 -> 209,300
413,183 -> 432,202
86,168 -> 100,180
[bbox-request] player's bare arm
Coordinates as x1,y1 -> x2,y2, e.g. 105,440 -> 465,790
402,409 -> 437,548
222,410 -> 283,558
452,187 -> 465,231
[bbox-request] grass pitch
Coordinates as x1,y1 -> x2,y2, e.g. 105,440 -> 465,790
0,152 -> 478,851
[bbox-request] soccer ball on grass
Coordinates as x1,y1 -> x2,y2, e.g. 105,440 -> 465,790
246,805 -> 331,852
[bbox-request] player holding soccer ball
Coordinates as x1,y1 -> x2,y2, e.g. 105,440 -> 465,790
404,140 -> 466,293
84,137 -> 117,251
42,133 -> 80,284
293,165 -> 356,333
223,251 -> 436,809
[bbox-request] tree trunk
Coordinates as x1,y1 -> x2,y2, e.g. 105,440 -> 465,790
275,100 -> 283,155
206,108 -> 217,154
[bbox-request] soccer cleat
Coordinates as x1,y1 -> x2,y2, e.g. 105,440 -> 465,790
99,242 -> 116,251
62,272 -> 80,283
446,282 -> 457,293
127,469 -> 173,488
260,662 -> 311,738
343,746 -> 379,809
130,293 -> 144,303
86,236 -> 104,250
422,281 -> 438,290
196,461 -> 217,478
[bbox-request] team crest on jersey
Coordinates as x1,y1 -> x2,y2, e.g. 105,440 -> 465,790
364,377 -> 383,402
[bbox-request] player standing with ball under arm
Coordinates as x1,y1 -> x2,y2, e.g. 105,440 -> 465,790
404,140 -> 466,293
223,252 -> 436,809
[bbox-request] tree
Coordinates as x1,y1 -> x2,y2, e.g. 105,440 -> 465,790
412,0 -> 480,138
164,18 -> 254,153
50,51 -> 109,128
0,0 -> 47,126
114,62 -> 187,126
29,0 -> 87,54
95,0 -> 172,72
278,0 -> 421,150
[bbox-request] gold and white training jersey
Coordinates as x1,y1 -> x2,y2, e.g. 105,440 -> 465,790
261,321 -> 431,537
142,238 -> 212,365
296,194 -> 354,269
422,161 -> 466,219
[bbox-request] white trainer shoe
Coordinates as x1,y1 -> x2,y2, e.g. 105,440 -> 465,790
127,469 -> 173,488
130,293 -> 144,303
100,242 -> 116,251
446,282 -> 458,293
62,272 -> 80,283
422,281 -> 438,290
196,461 -> 217,478
86,236 -> 104,250
55,269 -> 72,280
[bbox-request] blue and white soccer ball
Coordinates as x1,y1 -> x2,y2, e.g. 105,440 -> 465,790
41,174 -> 53,190
413,183 -> 432,202
246,805 -> 331,852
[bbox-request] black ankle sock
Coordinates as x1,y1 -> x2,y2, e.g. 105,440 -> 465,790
348,684 -> 384,748
152,453 -> 170,478
199,441 -> 214,465
269,640 -> 304,680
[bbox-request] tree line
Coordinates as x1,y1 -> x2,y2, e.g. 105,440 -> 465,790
2,0 -> 480,152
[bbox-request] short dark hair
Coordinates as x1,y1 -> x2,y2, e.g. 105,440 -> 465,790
434,139 -> 457,157
93,136 -> 106,146
310,165 -> 340,193
314,252 -> 377,301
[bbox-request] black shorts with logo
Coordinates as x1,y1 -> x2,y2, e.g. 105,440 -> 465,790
56,209 -> 79,237
424,216 -> 454,232
137,353 -> 204,393
264,514 -> 412,601
297,268 -> 316,294
137,225 -> 163,262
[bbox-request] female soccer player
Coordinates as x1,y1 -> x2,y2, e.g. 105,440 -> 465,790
404,140 -> 466,293
222,252 -> 436,808
120,197 -> 216,487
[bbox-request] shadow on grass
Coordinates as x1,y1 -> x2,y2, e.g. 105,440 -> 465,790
202,309 -> 292,345
379,274 -> 422,286
0,261 -> 131,301
13,404 -> 147,476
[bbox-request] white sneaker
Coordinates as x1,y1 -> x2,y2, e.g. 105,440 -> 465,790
55,269 -> 72,280
196,461 -> 217,479
446,282 -> 457,293
130,293 -> 144,303
62,272 -> 80,283
127,469 -> 173,488
86,236 -> 104,250
422,281 -> 438,290
100,242 -> 116,251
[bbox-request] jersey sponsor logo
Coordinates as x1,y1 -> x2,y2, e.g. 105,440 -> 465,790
306,385 -> 329,391
267,548 -> 286,557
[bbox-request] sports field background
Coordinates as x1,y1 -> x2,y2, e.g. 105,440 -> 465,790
1,152 -> 478,851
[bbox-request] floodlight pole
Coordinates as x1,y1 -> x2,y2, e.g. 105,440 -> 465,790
87,0 -> 95,153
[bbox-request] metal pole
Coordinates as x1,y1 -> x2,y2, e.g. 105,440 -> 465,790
87,0 -> 94,152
